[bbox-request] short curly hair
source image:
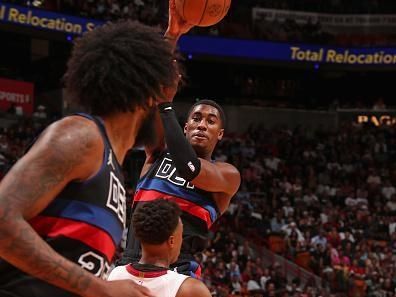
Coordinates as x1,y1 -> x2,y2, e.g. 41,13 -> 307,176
64,21 -> 178,115
133,199 -> 181,245
188,99 -> 226,128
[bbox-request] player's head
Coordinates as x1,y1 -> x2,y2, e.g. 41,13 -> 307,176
184,100 -> 225,157
64,21 -> 178,117
133,199 -> 183,264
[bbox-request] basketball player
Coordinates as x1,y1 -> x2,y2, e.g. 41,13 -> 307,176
122,97 -> 241,278
120,1 -> 240,278
0,21 -> 180,297
109,199 -> 211,297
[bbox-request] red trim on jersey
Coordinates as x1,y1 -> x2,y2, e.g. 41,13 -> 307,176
30,216 -> 116,262
134,189 -> 212,228
126,264 -> 168,278
195,264 -> 202,279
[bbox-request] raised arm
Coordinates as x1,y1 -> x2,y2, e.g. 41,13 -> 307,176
164,0 -> 194,48
0,117 -> 153,297
149,1 -> 240,212
142,0 -> 194,169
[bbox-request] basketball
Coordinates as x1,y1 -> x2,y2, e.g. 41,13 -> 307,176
175,0 -> 231,27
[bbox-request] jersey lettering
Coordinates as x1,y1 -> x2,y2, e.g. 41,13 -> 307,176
78,251 -> 110,278
107,150 -> 116,170
106,171 -> 126,228
155,158 -> 194,189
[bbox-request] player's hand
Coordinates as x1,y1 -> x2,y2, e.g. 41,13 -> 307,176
166,0 -> 194,37
100,280 -> 155,297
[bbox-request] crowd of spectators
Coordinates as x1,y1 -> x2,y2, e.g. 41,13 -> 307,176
8,0 -> 396,16
201,121 -> 396,296
198,215 -> 329,297
0,108 -> 395,297
248,0 -> 396,14
4,0 -> 396,46
0,116 -> 44,178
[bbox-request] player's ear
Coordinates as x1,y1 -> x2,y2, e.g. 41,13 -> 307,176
168,235 -> 175,247
217,128 -> 224,141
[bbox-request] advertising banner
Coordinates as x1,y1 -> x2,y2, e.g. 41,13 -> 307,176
179,36 -> 396,66
337,109 -> 396,126
0,1 -> 102,35
1,2 -> 396,66
0,77 -> 34,115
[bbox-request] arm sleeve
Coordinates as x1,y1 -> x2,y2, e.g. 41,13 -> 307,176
158,103 -> 201,181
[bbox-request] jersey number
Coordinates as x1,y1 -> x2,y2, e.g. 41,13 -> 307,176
106,172 -> 126,228
78,252 -> 110,278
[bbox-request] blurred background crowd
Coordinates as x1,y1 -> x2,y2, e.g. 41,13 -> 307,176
1,0 -> 396,296
1,113 -> 395,297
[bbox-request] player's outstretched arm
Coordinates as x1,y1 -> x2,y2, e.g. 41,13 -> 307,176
176,278 -> 212,297
141,0 -> 194,173
0,117 -> 154,297
165,0 -> 194,47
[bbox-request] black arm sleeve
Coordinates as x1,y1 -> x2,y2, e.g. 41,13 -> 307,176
158,103 -> 201,181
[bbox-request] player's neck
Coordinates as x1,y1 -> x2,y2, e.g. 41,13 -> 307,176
200,153 -> 212,161
101,110 -> 145,164
139,254 -> 171,269
195,147 -> 213,161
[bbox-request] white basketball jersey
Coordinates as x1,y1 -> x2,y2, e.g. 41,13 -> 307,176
108,264 -> 189,297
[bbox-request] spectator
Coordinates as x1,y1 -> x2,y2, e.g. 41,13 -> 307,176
311,229 -> 328,250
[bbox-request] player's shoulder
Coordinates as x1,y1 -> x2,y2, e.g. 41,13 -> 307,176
107,265 -> 129,281
33,115 -> 104,173
214,160 -> 239,171
49,115 -> 100,138
176,277 -> 211,297
213,160 -> 241,185
42,115 -> 102,151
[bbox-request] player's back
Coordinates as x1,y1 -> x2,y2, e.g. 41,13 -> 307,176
108,264 -> 189,297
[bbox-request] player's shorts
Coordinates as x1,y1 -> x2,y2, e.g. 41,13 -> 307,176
171,260 -> 202,279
